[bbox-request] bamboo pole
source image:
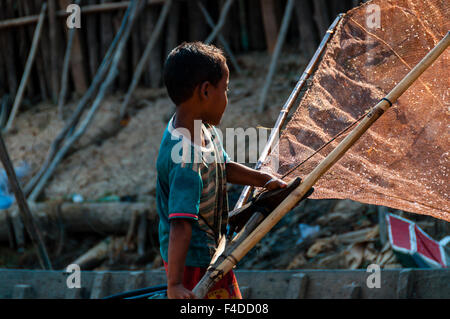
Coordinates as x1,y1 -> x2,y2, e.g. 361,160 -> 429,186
205,0 -> 234,44
164,0 -> 179,58
238,0 -> 249,52
100,0 -> 115,92
19,0 -> 48,101
215,212 -> 264,263
24,1 -> 136,197
119,0 -> 172,118
13,1 -> 37,99
58,0 -> 88,94
4,3 -> 47,133
58,0 -> 81,120
145,6 -> 163,88
312,0 -> 329,37
197,1 -> 242,74
0,28 -> 18,97
208,13 -> 343,272
71,237 -> 111,269
0,96 -> 10,128
247,0 -> 265,51
0,0 -> 166,30
294,0 -> 317,59
48,0 -> 59,103
57,25 -> 74,119
207,12 -> 343,281
193,31 -> 450,298
0,133 -> 52,270
259,0 -> 278,54
86,0 -> 101,79
234,14 -> 344,210
28,0 -> 141,202
257,0 -> 295,113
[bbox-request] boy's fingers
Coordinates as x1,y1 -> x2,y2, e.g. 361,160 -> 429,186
266,178 -> 287,190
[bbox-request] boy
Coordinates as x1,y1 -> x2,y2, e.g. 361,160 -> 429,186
156,42 -> 286,299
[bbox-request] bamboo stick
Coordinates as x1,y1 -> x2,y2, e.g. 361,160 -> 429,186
221,212 -> 264,257
86,0 -> 100,79
146,6 -> 163,89
208,13 -> 343,278
312,0 -> 329,37
57,27 -> 74,119
0,96 -> 9,128
294,0 -> 317,59
119,0 -> 172,118
0,2 -> 18,97
58,0 -> 88,94
13,1 -> 37,99
238,0 -> 249,52
234,14 -> 344,209
205,0 -> 234,44
259,0 -> 278,54
188,0 -> 208,43
28,0 -> 141,202
113,11 -> 130,90
0,0 -> 166,30
71,237 -> 111,269
100,0 -> 115,92
20,0 -> 48,101
125,210 -> 139,250
4,3 -> 47,133
24,1 -> 136,197
257,0 -> 295,113
197,1 -> 242,74
58,0 -> 81,120
78,0 -> 165,14
137,211 -> 148,256
193,31 -> 450,299
0,14 -> 39,30
164,0 -> 179,58
247,0 -> 264,50
48,0 -> 59,103
378,206 -> 388,247
39,2 -> 57,99
247,0 -> 265,50
0,133 -> 52,270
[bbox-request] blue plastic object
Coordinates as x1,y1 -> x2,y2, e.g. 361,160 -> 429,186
0,194 -> 13,209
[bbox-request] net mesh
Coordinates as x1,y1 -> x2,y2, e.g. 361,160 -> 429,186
261,0 -> 449,221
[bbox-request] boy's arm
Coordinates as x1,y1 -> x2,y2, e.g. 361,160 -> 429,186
225,161 -> 287,190
167,219 -> 197,299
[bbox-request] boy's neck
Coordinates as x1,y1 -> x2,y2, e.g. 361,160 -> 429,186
173,106 -> 205,146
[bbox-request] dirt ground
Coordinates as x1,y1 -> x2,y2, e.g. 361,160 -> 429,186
1,47 -> 447,271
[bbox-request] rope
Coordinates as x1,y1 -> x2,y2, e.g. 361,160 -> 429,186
280,109 -> 370,179
380,97 -> 393,107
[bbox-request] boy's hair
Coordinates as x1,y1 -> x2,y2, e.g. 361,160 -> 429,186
163,42 -> 227,105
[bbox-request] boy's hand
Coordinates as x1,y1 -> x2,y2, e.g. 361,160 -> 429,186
263,175 -> 287,191
167,283 -> 197,299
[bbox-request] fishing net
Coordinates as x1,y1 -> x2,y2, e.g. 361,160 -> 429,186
261,0 -> 449,221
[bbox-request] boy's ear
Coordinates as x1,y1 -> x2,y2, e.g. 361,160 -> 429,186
199,81 -> 210,99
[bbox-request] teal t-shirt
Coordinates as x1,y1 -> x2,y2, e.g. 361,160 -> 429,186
156,115 -> 230,267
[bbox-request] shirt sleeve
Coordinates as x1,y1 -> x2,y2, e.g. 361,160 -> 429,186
167,162 -> 203,221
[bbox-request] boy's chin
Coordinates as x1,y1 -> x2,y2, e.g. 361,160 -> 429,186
205,117 -> 222,126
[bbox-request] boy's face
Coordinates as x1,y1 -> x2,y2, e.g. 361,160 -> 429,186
202,63 -> 229,126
